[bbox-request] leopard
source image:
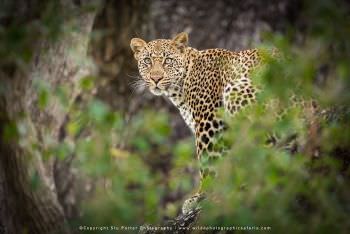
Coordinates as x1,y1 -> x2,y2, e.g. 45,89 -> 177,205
130,31 -> 346,217
130,32 -> 260,156
130,32 -> 267,214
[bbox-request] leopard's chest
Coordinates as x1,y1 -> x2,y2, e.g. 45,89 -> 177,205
167,92 -> 195,134
178,105 -> 195,133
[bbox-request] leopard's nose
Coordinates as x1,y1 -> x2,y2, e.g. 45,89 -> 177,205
150,75 -> 163,84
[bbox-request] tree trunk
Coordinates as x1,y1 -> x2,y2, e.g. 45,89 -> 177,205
0,1 -> 98,233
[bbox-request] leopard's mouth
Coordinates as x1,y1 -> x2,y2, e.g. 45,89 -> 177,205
149,81 -> 174,96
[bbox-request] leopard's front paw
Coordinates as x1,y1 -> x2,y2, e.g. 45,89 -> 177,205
181,193 -> 206,215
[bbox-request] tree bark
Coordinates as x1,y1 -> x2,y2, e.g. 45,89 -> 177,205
0,1 -> 98,233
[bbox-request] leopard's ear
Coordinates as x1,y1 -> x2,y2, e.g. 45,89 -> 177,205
130,38 -> 147,60
172,32 -> 188,52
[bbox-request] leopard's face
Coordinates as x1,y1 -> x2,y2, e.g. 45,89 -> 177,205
130,33 -> 188,96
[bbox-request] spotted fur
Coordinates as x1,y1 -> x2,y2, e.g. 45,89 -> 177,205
130,32 -> 261,162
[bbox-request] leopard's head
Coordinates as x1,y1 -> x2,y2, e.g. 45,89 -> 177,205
130,32 -> 188,96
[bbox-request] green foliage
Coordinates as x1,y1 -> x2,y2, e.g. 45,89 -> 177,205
198,1 -> 350,233
72,104 -> 196,228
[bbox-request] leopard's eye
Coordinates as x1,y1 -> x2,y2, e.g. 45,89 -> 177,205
144,58 -> 152,64
164,58 -> 173,64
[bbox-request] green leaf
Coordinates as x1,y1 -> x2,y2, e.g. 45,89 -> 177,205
88,100 -> 109,123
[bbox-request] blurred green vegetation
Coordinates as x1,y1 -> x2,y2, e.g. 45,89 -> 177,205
1,0 -> 349,233
199,1 -> 350,233
23,75 -> 197,228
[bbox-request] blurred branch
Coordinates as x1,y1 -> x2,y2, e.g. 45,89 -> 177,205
139,208 -> 201,234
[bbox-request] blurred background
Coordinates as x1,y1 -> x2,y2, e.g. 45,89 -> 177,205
0,0 -> 349,233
